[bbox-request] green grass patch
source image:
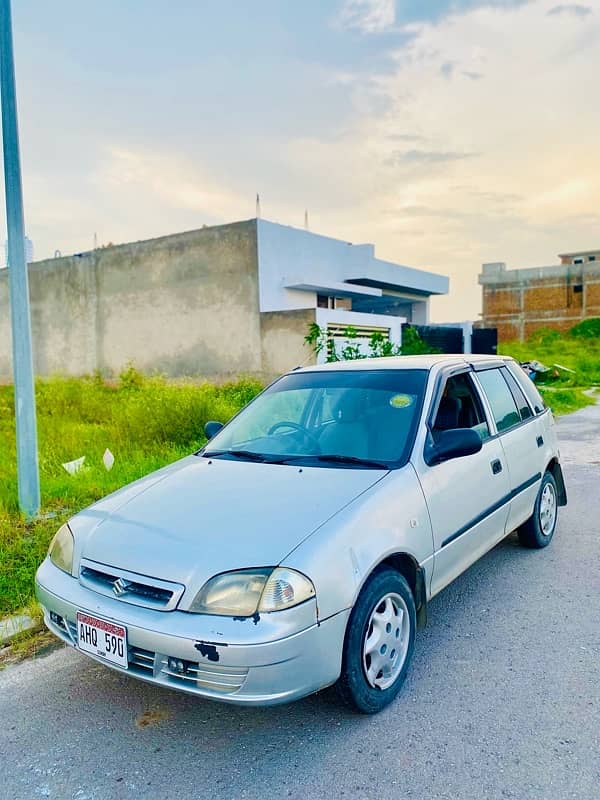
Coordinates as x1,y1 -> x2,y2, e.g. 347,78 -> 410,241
499,323 -> 600,415
499,322 -> 600,387
538,387 -> 596,416
0,370 -> 262,616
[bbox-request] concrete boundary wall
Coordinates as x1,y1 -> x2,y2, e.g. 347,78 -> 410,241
0,221 -> 263,379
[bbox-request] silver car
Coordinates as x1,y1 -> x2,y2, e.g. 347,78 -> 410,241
36,355 -> 566,713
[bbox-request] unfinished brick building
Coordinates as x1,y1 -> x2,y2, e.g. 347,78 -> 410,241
479,249 -> 600,341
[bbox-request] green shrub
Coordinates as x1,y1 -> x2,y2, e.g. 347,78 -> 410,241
569,318 -> 600,338
304,323 -> 438,362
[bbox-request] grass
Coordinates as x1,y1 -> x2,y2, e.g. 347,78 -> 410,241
0,369 -> 263,617
537,386 -> 595,416
499,323 -> 600,386
500,321 -> 600,416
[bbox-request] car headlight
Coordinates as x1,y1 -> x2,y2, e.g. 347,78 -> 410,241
189,567 -> 315,616
48,524 -> 74,575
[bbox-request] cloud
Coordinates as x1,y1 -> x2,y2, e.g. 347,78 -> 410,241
547,4 -> 593,16
336,0 -> 396,33
387,149 -> 480,165
440,61 -> 456,78
289,0 -> 600,320
386,133 -> 427,142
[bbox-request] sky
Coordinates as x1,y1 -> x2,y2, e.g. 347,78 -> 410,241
3,0 -> 599,320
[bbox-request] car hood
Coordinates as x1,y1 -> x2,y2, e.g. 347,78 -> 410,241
74,455 -> 386,599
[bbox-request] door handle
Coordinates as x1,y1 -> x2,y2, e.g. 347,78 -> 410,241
536,435 -> 544,448
491,459 -> 503,475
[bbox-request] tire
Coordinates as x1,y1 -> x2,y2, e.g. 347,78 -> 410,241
336,568 -> 416,714
517,471 -> 558,549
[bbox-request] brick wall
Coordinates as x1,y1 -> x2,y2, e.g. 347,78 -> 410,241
480,264 -> 600,341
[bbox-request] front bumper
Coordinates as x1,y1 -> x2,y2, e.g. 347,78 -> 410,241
35,558 -> 349,706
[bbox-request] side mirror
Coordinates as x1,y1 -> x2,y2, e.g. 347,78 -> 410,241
204,420 -> 224,440
428,428 -> 482,465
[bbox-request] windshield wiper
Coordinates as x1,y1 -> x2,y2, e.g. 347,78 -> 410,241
202,451 -> 390,469
314,454 -> 390,469
202,449 -> 271,463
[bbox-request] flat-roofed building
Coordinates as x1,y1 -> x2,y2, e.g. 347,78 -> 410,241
0,218 -> 449,379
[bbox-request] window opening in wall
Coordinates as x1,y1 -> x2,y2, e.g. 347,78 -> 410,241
573,258 -> 584,265
588,256 -> 596,262
573,284 -> 583,294
317,295 -> 352,310
334,297 -> 352,311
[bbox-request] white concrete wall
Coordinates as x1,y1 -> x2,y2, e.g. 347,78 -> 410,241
256,219 -> 448,314
314,308 -> 405,364
411,300 -> 429,325
257,220 -> 359,313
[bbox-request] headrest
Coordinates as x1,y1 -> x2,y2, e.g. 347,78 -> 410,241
434,396 -> 461,431
333,390 -> 367,424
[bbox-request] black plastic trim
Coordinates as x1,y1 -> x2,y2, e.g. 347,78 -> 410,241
441,472 -> 542,548
415,566 -> 428,630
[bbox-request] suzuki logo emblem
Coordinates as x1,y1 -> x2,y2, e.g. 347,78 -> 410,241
112,577 -> 131,597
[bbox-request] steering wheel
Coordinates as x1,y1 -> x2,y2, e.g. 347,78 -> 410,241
267,420 -> 320,449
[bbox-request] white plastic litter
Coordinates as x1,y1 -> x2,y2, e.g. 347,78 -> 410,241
553,363 -> 576,374
103,448 -> 115,471
62,456 -> 85,475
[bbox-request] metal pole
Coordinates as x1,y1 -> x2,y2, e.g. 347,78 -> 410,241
0,0 -> 40,517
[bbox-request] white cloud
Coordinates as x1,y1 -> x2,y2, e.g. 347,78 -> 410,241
290,0 -> 600,320
95,147 -> 245,218
336,0 -> 396,33
547,4 -> 593,16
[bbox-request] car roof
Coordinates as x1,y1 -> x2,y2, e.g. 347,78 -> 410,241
292,354 -> 512,373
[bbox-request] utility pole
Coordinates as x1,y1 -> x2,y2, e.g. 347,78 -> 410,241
0,0 -> 40,517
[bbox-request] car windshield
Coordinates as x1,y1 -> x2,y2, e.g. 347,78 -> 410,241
202,369 -> 428,468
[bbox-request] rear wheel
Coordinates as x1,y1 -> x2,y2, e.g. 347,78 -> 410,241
518,471 -> 558,549
336,568 -> 416,714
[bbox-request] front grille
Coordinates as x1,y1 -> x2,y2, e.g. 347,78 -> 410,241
81,566 -> 173,604
79,559 -> 185,611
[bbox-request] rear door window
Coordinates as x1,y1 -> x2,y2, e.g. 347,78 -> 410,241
502,368 -> 533,421
505,361 -> 547,415
476,368 -> 521,432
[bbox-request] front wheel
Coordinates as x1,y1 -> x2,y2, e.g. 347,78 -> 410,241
518,471 -> 558,549
336,568 -> 416,714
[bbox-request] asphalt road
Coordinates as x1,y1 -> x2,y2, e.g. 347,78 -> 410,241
1,407 -> 599,800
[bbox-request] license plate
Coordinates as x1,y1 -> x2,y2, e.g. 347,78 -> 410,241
76,611 -> 128,668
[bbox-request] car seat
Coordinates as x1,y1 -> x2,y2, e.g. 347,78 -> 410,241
318,391 -> 370,458
433,396 -> 461,433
